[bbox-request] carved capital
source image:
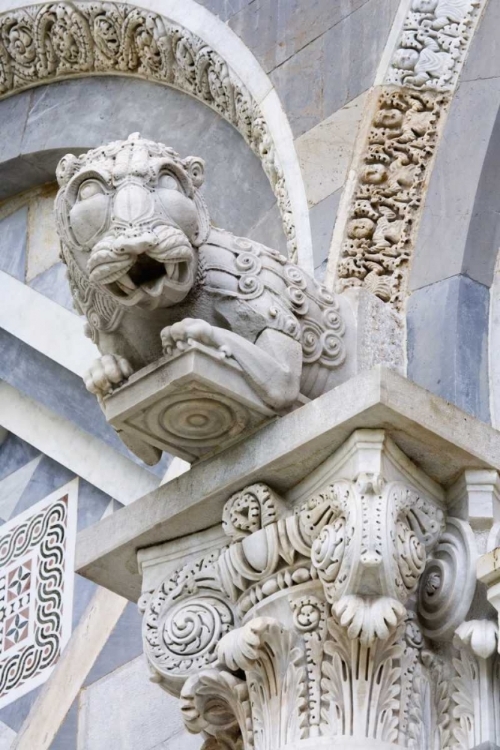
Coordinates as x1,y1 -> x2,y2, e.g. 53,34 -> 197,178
140,431 -> 483,748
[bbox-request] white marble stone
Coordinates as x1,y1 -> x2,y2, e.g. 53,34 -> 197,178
25,187 -> 60,283
296,91 -> 368,209
77,656 -> 201,750
0,271 -> 98,378
0,382 -> 158,505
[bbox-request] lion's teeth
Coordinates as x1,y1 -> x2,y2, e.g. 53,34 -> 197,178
165,263 -> 179,281
116,273 -> 137,292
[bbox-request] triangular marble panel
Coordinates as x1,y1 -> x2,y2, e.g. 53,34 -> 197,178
0,456 -> 42,522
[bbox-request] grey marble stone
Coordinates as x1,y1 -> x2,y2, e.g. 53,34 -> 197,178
0,78 -> 280,241
409,77 -> 500,292
0,685 -> 42,733
84,603 -> 143,687
77,478 -> 113,533
229,0 -> 368,74
0,207 -> 27,281
72,576 -> 99,630
310,189 -> 341,269
13,455 -> 74,518
0,329 -> 141,461
246,202 -> 288,254
50,701 -> 78,750
195,0 -> 253,22
0,434 -> 39,483
407,275 -> 490,423
270,0 -> 400,137
29,262 -> 76,313
461,0 -> 500,83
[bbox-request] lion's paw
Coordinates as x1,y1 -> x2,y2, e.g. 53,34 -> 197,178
161,318 -> 230,357
84,355 -> 133,397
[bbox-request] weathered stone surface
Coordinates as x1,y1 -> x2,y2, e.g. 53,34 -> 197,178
310,190 -> 341,271
407,274 -> 490,423
409,78 -> 500,292
229,0 -> 369,74
25,187 -> 60,282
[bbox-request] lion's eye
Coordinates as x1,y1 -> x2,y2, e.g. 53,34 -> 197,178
158,174 -> 179,191
78,180 -> 105,201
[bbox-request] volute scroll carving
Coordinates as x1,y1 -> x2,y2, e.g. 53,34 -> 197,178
140,433 -> 482,748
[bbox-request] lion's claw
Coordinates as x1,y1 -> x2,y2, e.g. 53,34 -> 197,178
161,318 -> 221,356
84,355 -> 133,396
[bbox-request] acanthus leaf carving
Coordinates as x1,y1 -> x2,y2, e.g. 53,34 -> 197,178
217,617 -> 308,750
140,443 -> 481,749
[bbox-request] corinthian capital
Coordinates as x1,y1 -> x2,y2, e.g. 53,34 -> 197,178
139,429 -> 480,749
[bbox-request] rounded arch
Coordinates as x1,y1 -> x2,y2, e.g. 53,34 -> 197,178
404,0 -> 500,424
0,0 -> 312,269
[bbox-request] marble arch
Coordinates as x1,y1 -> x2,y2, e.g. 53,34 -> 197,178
0,0 -> 313,269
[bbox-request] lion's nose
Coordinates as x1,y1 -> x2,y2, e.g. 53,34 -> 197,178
113,233 -> 156,257
113,183 -> 154,224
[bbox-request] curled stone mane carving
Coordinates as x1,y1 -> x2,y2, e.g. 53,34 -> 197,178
0,1 -> 298,260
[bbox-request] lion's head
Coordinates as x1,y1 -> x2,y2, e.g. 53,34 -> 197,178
54,133 -> 210,310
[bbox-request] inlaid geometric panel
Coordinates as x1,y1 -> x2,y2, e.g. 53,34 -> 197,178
0,480 -> 77,708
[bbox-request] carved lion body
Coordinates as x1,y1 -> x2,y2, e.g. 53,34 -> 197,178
55,134 -> 352,428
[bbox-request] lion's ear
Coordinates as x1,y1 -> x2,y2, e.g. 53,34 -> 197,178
56,154 -> 79,187
183,157 -> 205,189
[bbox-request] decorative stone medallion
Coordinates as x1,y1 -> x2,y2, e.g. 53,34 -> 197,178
0,480 -> 77,708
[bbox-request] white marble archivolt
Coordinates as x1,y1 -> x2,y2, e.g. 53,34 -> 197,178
0,1 -> 298,259
0,480 -> 77,708
139,430 -> 487,749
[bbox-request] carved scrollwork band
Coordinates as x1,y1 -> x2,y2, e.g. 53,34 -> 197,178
0,2 -> 297,259
336,89 -> 445,309
334,0 -> 484,307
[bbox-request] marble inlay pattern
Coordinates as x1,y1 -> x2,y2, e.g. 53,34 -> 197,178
0,480 -> 77,708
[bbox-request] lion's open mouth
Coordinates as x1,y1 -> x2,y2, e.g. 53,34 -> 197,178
105,256 -> 191,299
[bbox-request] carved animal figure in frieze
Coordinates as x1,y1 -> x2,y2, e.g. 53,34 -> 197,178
54,133 -> 353,416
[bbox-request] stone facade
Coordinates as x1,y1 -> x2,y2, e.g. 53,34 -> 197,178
0,0 -> 500,749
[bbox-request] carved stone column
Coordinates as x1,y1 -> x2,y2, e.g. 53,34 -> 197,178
139,429 -> 480,749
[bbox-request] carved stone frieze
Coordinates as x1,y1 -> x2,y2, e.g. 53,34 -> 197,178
138,430 -> 482,749
336,89 -> 445,309
386,0 -> 482,91
0,2 -> 297,259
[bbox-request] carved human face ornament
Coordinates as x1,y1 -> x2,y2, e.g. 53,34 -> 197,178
55,133 -> 210,309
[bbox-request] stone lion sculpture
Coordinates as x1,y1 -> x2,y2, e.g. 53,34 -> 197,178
54,133 -> 352,421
